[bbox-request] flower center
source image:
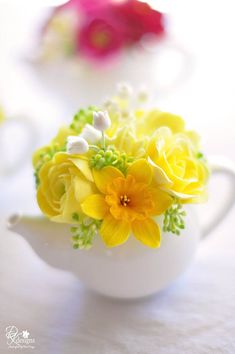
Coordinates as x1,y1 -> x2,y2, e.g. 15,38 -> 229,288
120,194 -> 130,207
106,175 -> 155,222
91,30 -> 111,49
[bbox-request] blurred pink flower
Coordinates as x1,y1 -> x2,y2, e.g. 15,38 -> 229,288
63,0 -> 110,12
114,0 -> 165,42
47,0 -> 165,61
78,17 -> 125,60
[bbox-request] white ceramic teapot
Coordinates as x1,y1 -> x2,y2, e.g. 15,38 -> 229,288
7,156 -> 235,299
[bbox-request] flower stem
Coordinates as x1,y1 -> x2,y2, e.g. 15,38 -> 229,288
102,131 -> 106,150
89,145 -> 100,152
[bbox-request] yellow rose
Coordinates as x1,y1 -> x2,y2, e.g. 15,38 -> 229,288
37,152 -> 96,223
135,109 -> 201,149
147,127 -> 209,203
136,109 -> 185,137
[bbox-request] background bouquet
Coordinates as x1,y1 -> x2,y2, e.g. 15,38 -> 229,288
39,0 -> 165,63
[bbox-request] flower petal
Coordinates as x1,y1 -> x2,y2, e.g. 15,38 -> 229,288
128,159 -> 153,185
93,166 -> 123,194
150,188 -> 173,215
73,175 -> 96,203
148,110 -> 185,133
81,194 -> 108,220
99,214 -> 131,247
52,183 -> 81,223
71,158 -> 94,182
160,187 -> 196,200
132,218 -> 161,248
148,157 -> 173,186
37,187 -> 57,217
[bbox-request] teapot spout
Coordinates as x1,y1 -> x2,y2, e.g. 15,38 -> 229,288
7,213 -> 72,272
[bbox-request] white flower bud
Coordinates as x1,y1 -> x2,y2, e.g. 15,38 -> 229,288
117,82 -> 133,99
93,111 -> 111,131
80,124 -> 102,143
67,136 -> 89,155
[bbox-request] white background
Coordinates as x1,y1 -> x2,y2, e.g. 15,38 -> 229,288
0,1 -> 235,353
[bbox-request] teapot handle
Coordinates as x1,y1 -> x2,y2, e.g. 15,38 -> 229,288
202,155 -> 235,238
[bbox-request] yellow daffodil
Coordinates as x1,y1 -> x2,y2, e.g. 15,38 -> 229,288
147,127 -> 209,202
81,159 -> 172,248
37,152 -> 96,223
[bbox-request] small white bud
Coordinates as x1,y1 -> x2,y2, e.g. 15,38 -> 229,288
80,124 -> 102,143
117,82 -> 133,99
93,111 -> 111,131
67,136 -> 89,154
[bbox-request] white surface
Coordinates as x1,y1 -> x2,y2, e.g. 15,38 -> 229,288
0,1 -> 235,353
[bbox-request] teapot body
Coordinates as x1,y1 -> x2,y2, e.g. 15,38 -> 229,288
9,206 -> 200,299
72,206 -> 200,298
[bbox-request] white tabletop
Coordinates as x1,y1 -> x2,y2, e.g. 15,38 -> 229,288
0,1 -> 235,353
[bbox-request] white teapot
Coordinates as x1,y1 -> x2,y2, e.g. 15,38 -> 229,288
7,157 -> 235,299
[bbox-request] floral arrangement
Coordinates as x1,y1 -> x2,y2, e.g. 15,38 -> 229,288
33,85 -> 209,249
38,0 -> 165,63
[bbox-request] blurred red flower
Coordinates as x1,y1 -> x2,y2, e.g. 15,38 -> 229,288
78,17 -> 125,60
115,0 -> 165,42
50,0 -> 165,61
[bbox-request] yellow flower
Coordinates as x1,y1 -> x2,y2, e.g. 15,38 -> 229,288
136,109 -> 201,150
81,159 -> 172,248
105,108 -> 200,159
106,126 -> 147,158
147,127 -> 209,202
37,152 -> 96,223
136,109 -> 185,137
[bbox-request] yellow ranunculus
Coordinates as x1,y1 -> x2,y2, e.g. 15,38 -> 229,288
37,152 -> 96,223
147,127 -> 209,203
